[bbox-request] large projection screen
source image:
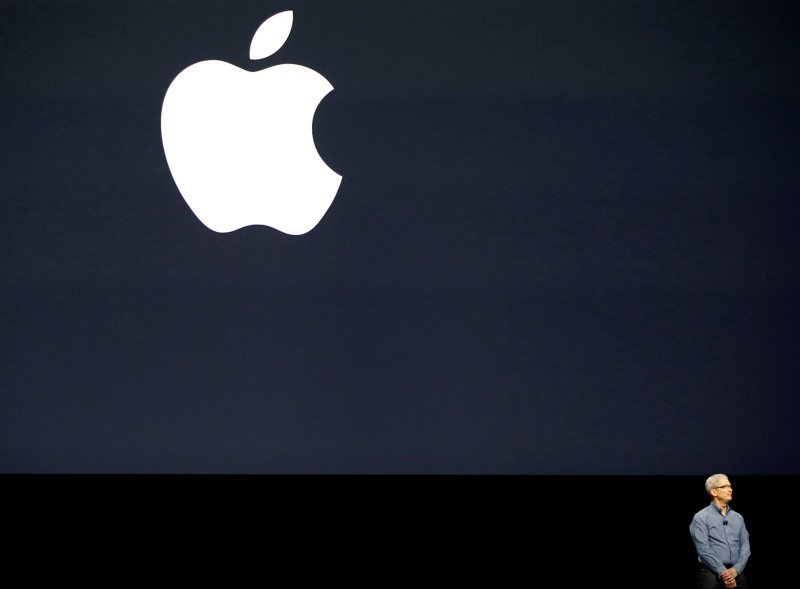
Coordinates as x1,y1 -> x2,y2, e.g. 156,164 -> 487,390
2,0 -> 798,475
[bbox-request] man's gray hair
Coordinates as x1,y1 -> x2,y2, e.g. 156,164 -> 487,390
705,473 -> 729,495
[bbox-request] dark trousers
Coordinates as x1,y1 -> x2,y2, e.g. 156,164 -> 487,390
698,565 -> 749,589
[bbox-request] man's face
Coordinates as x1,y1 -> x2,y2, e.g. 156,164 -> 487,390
712,478 -> 733,501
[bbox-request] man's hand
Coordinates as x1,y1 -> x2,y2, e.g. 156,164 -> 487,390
721,567 -> 738,588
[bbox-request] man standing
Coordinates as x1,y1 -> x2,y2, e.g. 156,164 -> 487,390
690,474 -> 751,588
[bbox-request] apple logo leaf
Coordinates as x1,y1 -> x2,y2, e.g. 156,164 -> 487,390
249,10 -> 293,61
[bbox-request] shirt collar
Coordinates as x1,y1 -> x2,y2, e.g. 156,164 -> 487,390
711,502 -> 728,516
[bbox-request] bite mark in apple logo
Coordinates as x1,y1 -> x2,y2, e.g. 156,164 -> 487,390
161,11 -> 342,235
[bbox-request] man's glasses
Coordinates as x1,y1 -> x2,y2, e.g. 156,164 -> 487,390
714,484 -> 732,489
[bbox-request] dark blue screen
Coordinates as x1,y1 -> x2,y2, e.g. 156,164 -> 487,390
2,0 -> 799,474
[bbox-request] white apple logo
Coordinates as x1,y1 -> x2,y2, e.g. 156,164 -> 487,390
161,11 -> 342,235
